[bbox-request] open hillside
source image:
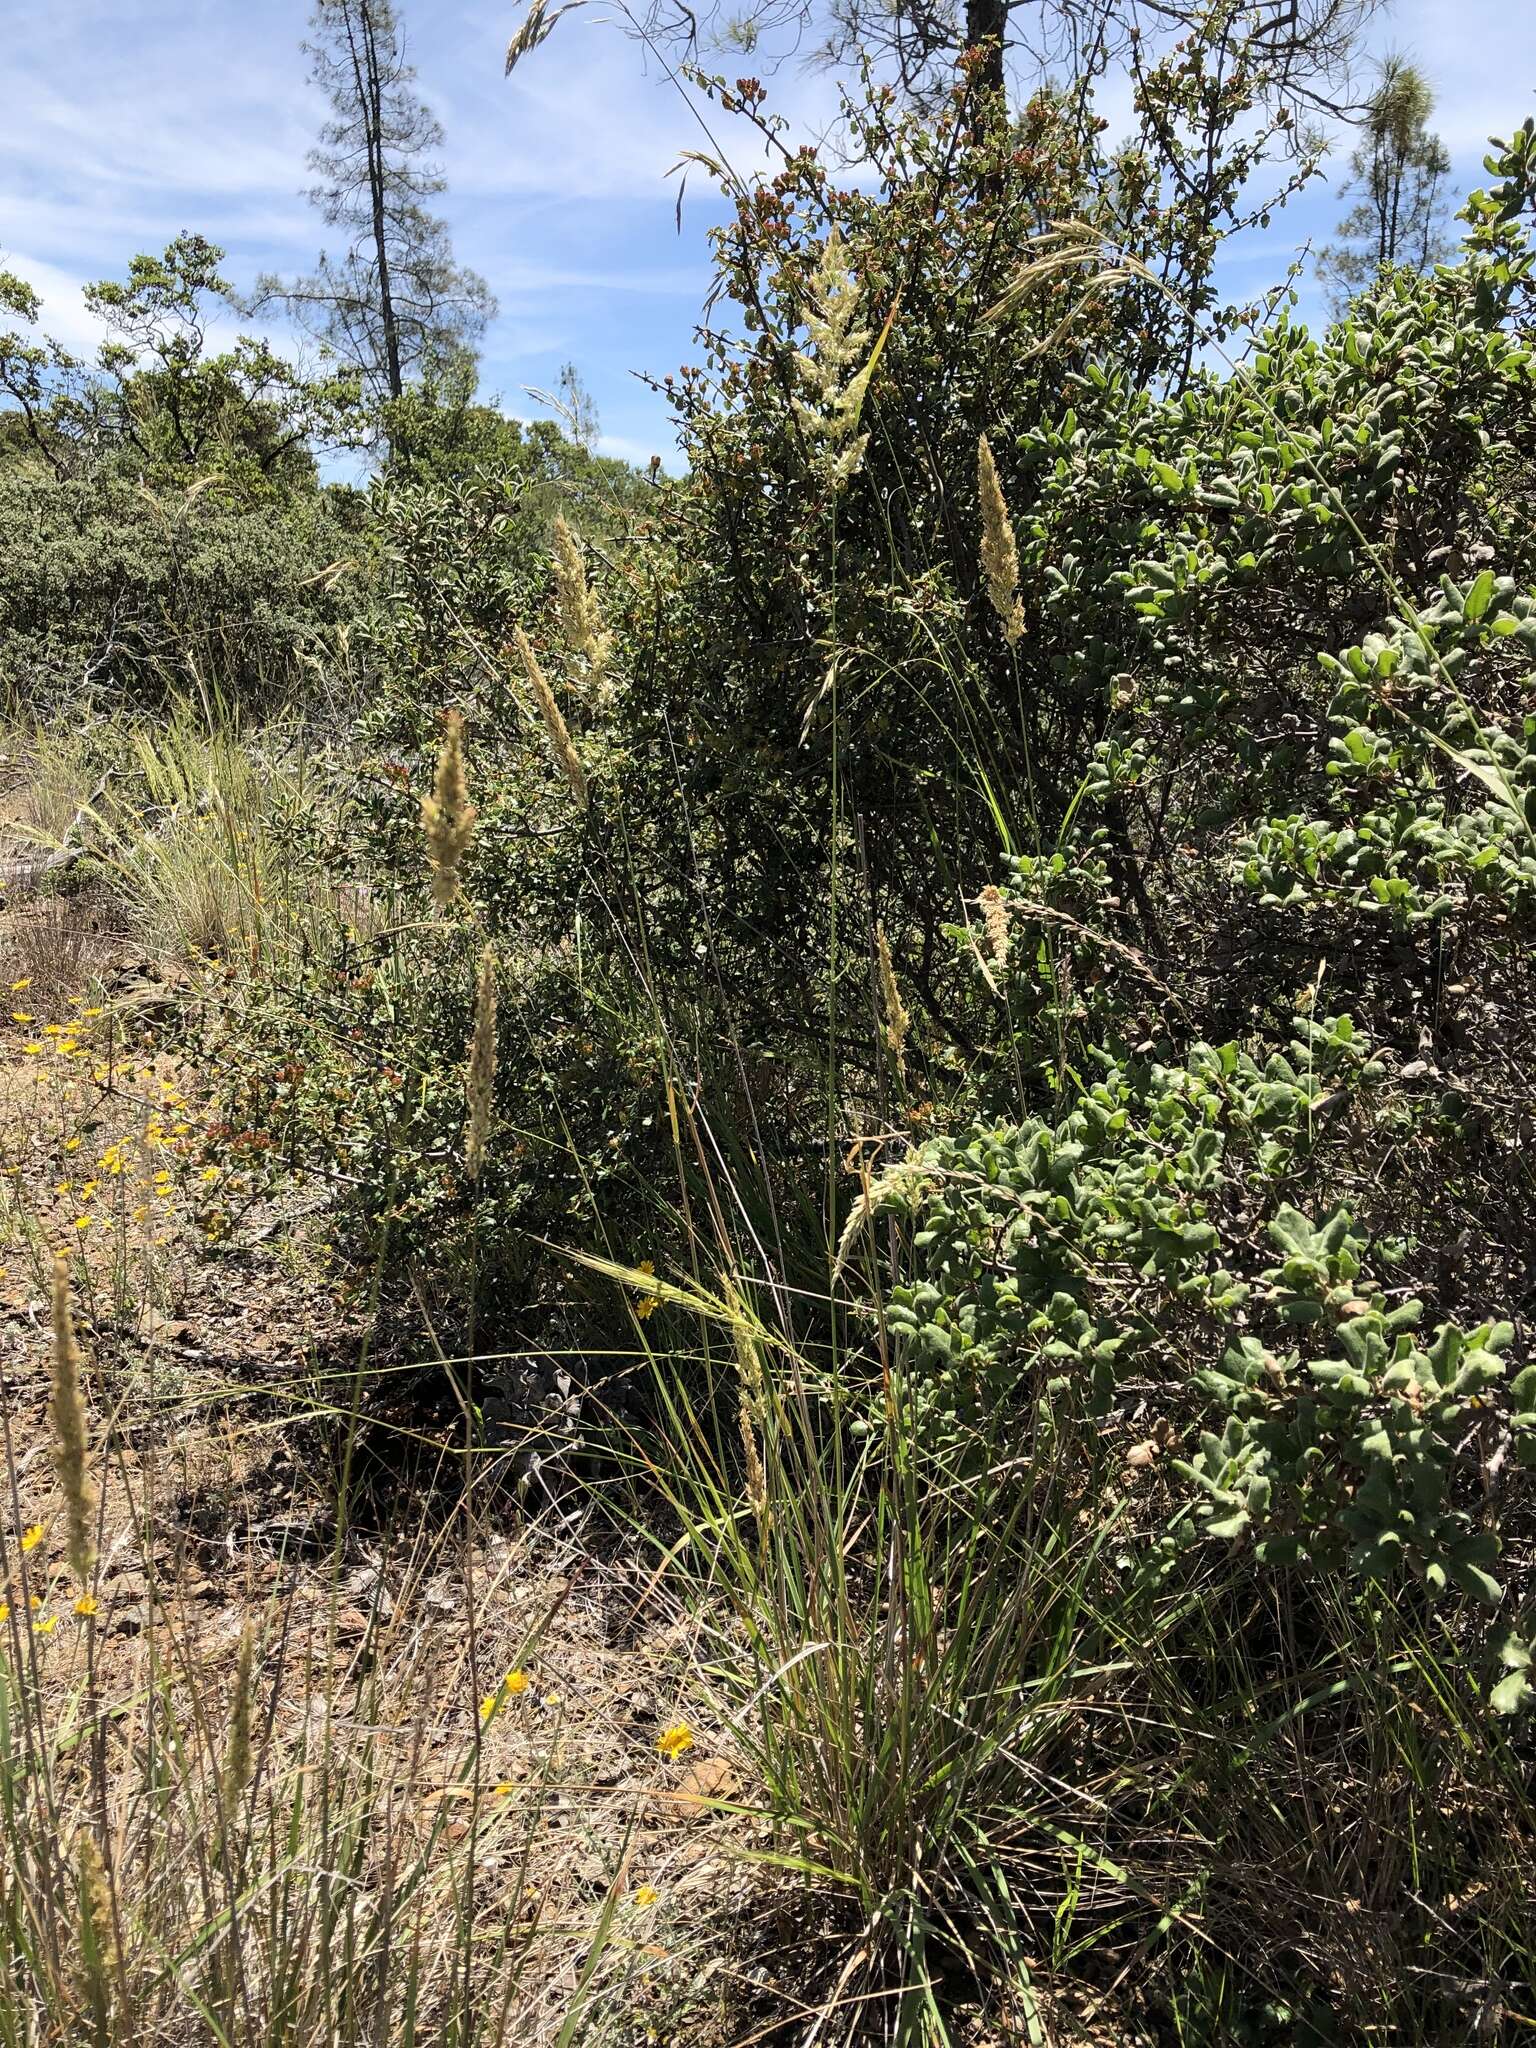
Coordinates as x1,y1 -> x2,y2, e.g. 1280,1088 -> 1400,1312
3,5 -> 1536,2042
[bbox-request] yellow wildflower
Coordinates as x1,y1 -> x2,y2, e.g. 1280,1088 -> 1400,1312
74,1593 -> 98,1618
20,1523 -> 45,1553
634,1885 -> 659,1908
657,1722 -> 694,1759
10,1011 -> 33,1024
634,1258 -> 659,1321
9,978 -> 31,990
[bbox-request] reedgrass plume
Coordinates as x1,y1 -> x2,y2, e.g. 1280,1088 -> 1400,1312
978,434 -> 1025,645
875,922 -> 910,1070
49,1255 -> 97,1584
793,227 -> 888,482
421,709 -> 477,907
739,1397 -> 770,1527
77,1831 -> 116,1967
980,883 -> 1010,972
512,626 -> 588,809
551,515 -> 614,682
74,1829 -> 117,2030
505,0 -> 587,75
465,944 -> 499,1179
222,1619 -> 257,1825
833,1158 -> 929,1276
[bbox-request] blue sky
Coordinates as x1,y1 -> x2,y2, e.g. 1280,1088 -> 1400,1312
3,0 -> 1533,468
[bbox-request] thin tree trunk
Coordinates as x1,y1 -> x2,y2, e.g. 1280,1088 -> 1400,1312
964,0 -> 1008,115
349,0 -> 403,402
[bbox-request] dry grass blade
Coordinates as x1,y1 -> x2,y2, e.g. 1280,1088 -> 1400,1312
505,0 -> 587,75
49,1254 -> 98,1585
984,222 -> 1142,330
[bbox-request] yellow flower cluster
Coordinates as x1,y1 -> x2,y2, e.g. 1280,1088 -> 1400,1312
9,989 -> 108,1064
478,1665 -> 531,1724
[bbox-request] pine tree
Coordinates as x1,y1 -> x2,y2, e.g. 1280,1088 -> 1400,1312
259,0 -> 494,407
1319,55 -> 1452,310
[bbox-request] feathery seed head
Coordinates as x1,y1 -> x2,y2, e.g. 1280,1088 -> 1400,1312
551,515 -> 614,681
977,434 -> 1025,645
512,626 -> 588,810
222,1619 -> 256,1826
739,1394 -> 770,1528
875,922 -> 910,1070
980,884 -> 1011,971
792,228 -> 887,485
421,710 -> 477,908
75,1828 -> 117,2026
797,229 -> 870,395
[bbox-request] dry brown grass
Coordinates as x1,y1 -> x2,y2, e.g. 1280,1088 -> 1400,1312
0,871 -> 755,2048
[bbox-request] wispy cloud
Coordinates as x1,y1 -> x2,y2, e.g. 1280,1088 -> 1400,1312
4,0 -> 1534,457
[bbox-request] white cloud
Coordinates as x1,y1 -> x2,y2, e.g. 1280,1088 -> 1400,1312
5,0 -> 1535,458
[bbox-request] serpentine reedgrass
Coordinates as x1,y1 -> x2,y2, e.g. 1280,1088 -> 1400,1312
75,1828 -> 117,2032
977,434 -> 1024,646
875,921 -> 909,1073
421,708 -> 477,908
512,626 -> 588,809
833,1158 -> 930,1277
980,883 -> 1010,973
792,227 -> 891,485
222,1620 -> 257,1825
49,1253 -> 97,1585
551,515 -> 613,686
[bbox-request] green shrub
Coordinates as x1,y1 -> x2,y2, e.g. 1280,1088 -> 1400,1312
0,472 -> 363,709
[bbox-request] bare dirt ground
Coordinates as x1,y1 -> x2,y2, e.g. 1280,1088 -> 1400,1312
0,861 -> 759,2043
